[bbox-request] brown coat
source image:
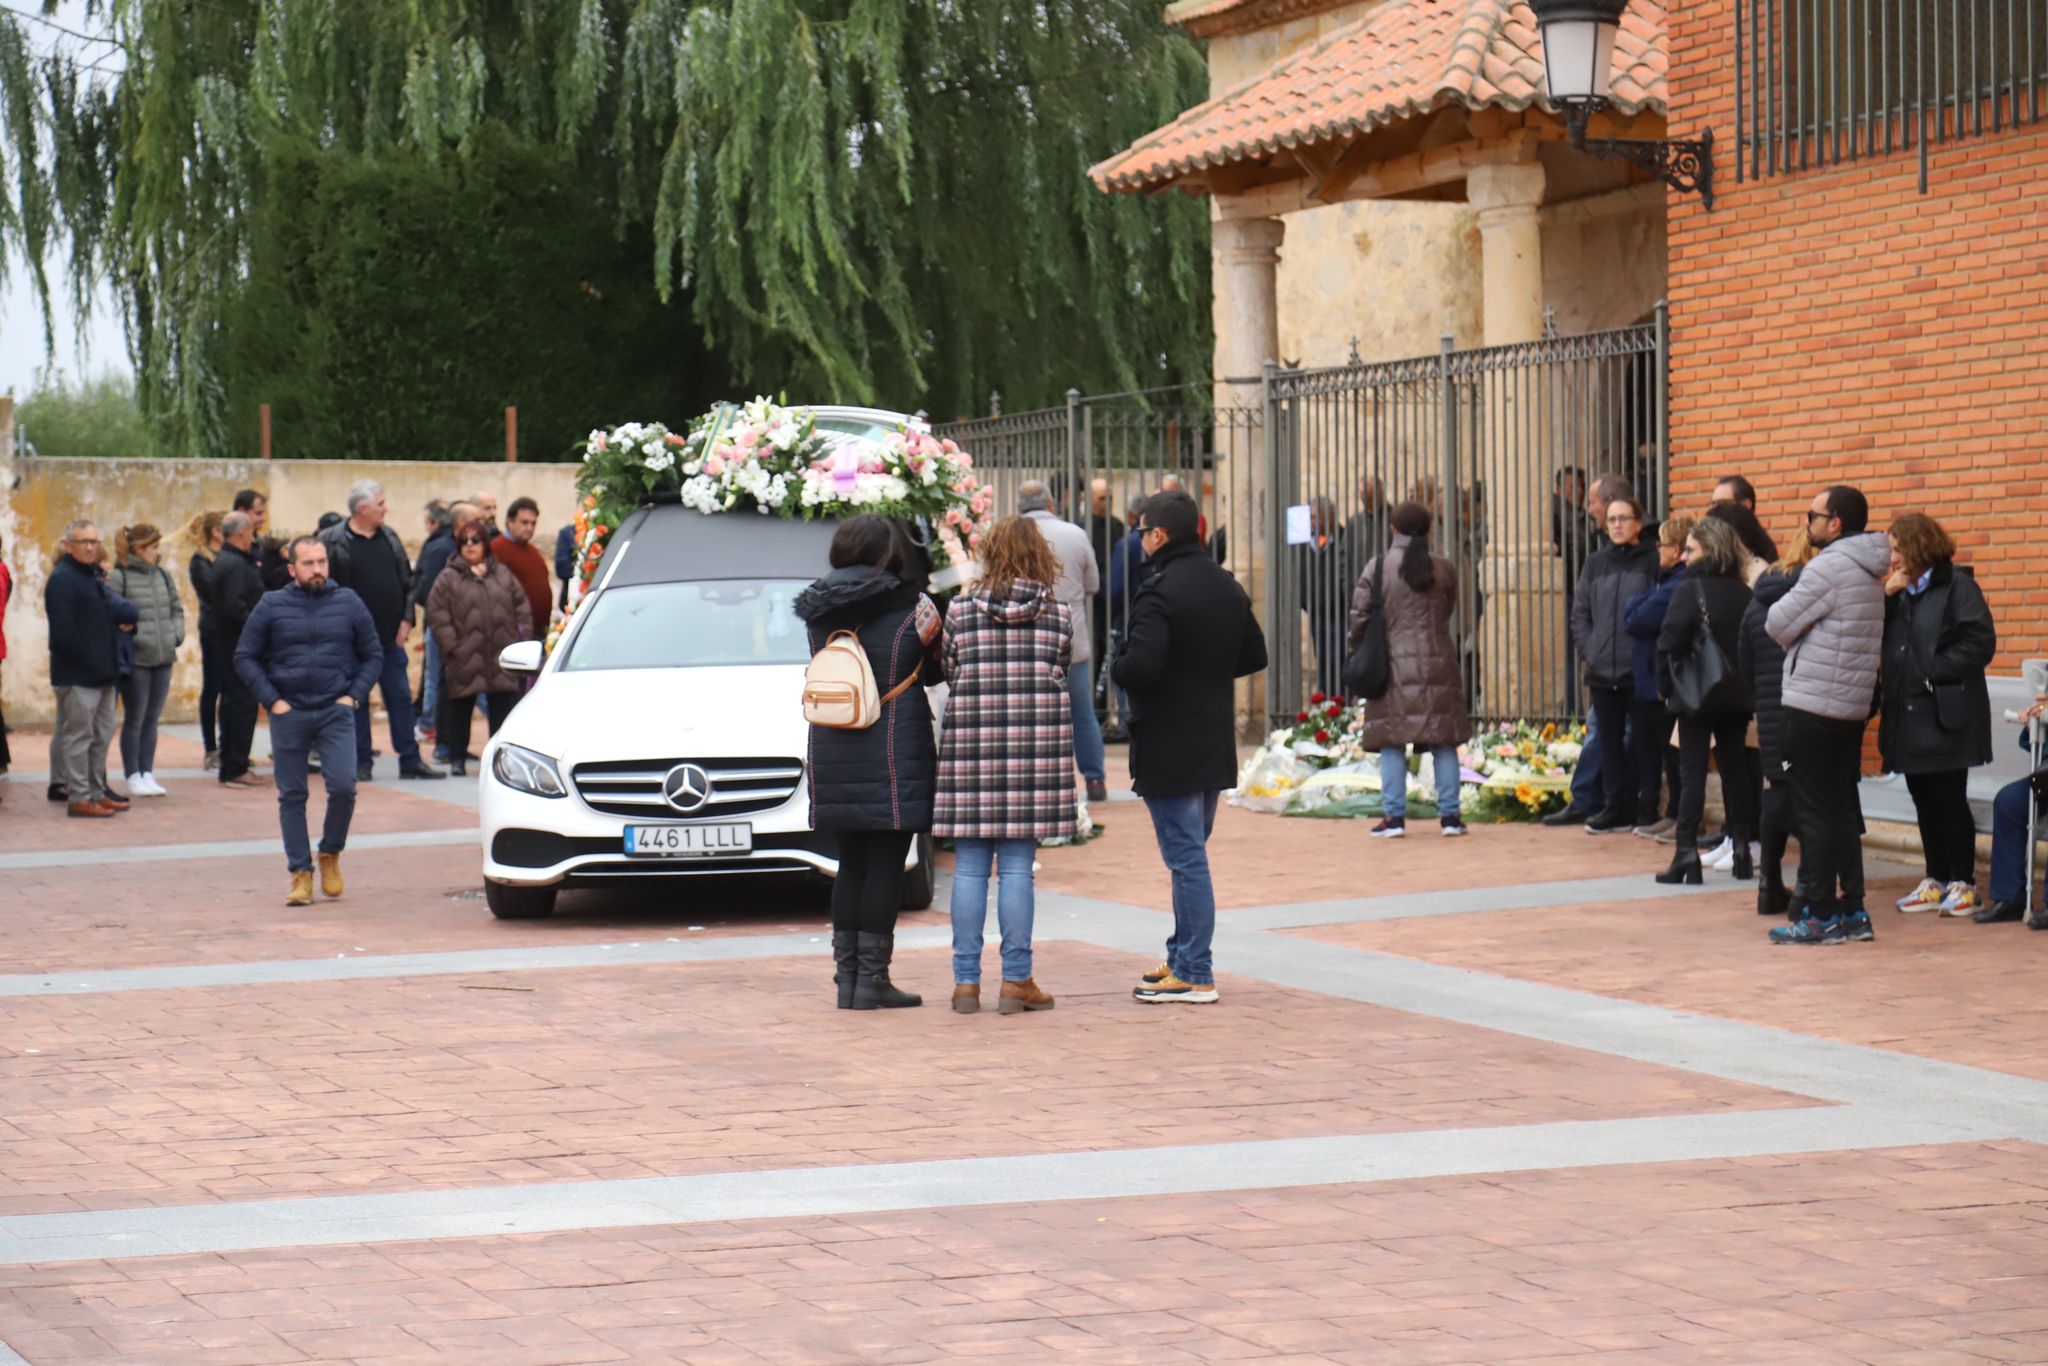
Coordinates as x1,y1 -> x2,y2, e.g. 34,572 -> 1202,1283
426,559 -> 533,698
1344,535 -> 1470,751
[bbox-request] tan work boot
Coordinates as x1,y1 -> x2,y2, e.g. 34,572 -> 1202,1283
951,984 -> 981,1015
317,852 -> 344,899
286,870 -> 315,906
999,979 -> 1055,1014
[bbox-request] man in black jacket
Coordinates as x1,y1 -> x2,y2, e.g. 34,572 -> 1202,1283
412,500 -> 460,754
211,511 -> 269,788
238,536 -> 383,907
1111,490 -> 1268,1005
44,520 -> 126,816
319,479 -> 443,781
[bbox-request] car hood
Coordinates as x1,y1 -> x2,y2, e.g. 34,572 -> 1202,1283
494,664 -> 807,766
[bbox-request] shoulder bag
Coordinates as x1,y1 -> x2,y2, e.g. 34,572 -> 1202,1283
1666,585 -> 1735,717
1341,555 -> 1391,701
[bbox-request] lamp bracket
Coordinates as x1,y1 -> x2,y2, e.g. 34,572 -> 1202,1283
1559,100 -> 1715,210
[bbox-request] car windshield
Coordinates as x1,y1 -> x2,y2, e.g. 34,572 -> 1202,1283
561,580 -> 811,671
812,415 -> 905,445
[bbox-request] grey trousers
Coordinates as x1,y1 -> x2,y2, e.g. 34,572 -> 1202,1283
54,684 -> 118,800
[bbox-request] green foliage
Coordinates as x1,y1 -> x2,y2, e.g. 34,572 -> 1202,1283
14,370 -> 156,459
0,1 -> 1212,458
219,127 -> 727,460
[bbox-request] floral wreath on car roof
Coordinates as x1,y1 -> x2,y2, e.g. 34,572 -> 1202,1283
565,397 -> 993,622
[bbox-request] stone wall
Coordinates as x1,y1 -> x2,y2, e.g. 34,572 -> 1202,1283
0,458 -> 580,728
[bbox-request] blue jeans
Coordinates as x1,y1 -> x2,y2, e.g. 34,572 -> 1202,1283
353,639 -> 421,768
1569,705 -> 1603,812
1990,777 -> 2046,908
1066,660 -> 1106,784
273,703 -> 358,873
421,632 -> 443,733
949,837 -> 1037,983
1379,745 -> 1462,821
1143,791 -> 1221,986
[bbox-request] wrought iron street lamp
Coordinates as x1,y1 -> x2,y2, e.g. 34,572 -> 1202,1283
1527,0 -> 1715,209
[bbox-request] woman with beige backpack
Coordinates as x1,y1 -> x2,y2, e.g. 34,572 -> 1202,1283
794,515 -> 944,1011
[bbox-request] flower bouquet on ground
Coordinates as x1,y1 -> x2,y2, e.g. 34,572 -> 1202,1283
567,399 -> 991,610
1457,720 -> 1587,822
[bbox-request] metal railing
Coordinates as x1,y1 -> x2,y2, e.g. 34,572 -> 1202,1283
939,310 -> 1668,735
1736,0 -> 2046,191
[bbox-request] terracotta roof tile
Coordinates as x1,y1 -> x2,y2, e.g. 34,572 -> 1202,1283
1093,0 -> 1666,193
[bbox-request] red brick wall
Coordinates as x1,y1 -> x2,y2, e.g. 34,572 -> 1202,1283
1665,0 -> 2048,674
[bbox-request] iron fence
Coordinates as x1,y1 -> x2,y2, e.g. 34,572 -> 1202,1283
937,309 -> 1668,737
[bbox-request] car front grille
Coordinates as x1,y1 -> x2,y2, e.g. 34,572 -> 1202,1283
569,756 -> 804,819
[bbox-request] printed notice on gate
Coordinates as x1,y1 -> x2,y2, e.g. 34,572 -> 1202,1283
1285,504 -> 1313,545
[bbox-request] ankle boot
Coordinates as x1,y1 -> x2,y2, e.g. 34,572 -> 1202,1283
832,931 -> 859,1009
1730,840 -> 1755,881
1757,879 -> 1791,917
1655,845 -> 1704,886
852,932 -> 922,1009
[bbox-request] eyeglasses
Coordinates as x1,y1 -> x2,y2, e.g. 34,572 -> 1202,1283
1604,514 -> 1640,525
458,536 -> 487,546
1805,509 -> 1834,525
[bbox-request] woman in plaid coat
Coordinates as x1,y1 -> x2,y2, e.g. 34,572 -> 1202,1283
935,516 -> 1076,1016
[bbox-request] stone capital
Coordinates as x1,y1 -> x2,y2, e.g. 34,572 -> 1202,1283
1465,162 -> 1547,218
1212,215 -> 1286,267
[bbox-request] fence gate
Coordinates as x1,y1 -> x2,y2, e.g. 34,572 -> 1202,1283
1265,309 -> 1668,731
936,385 -> 1263,734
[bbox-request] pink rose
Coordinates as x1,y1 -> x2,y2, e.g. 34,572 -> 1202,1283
594,434 -> 608,452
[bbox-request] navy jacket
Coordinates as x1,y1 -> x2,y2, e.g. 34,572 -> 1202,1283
1623,564 -> 1686,699
234,582 -> 382,710
412,525 -> 457,616
1740,568 -> 1800,776
45,555 -> 121,688
554,524 -> 577,610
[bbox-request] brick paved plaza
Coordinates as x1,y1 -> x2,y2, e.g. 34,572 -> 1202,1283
4,728 -> 2048,1364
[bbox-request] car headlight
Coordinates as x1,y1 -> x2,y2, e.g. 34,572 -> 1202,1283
492,744 -> 567,798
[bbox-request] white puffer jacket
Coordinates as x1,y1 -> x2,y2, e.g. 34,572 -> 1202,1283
1765,532 -> 1891,721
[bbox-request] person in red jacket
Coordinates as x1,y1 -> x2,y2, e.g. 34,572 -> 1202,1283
490,497 -> 552,643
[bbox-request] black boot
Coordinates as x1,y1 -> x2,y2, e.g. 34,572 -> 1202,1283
1757,879 -> 1791,917
1730,839 -> 1754,881
1655,845 -> 1704,886
833,931 -> 859,1009
852,932 -> 922,1009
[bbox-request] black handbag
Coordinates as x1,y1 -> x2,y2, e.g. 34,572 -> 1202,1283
1341,555 -> 1391,700
1666,590 -> 1736,717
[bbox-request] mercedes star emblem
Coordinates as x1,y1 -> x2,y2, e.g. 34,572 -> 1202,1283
661,763 -> 713,814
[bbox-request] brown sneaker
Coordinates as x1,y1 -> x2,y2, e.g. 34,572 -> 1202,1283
999,979 -> 1056,1014
1140,960 -> 1172,984
316,852 -> 344,899
66,800 -> 115,819
223,772 -> 269,789
951,984 -> 981,1015
286,870 -> 315,906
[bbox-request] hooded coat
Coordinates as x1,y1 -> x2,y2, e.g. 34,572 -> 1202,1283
425,559 -> 534,698
1345,534 -> 1470,751
795,566 -> 944,832
1765,531 -> 1892,721
109,556 -> 186,669
1876,561 -> 1995,775
933,579 -> 1077,841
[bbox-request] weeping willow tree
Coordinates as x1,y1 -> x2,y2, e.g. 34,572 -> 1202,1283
0,1 -> 1211,458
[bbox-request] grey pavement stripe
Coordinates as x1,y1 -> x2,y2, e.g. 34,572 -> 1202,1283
0,926 -> 952,998
0,1340 -> 25,1366
0,1105 -> 1987,1266
1226,873 -> 1723,929
1047,901 -> 2048,1133
0,826 -> 476,872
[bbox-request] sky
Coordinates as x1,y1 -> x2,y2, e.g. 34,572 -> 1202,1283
0,0 -> 131,399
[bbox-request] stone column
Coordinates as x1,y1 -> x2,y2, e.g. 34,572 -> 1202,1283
1210,214 -> 1284,737
1463,162 -> 1563,719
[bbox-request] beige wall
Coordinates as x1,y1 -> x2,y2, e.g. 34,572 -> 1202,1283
0,457 -> 579,728
1274,199 -> 1485,367
1541,186 -> 1671,335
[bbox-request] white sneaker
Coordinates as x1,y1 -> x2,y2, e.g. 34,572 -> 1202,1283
135,773 -> 166,797
1895,877 -> 1944,912
1702,836 -> 1735,870
1938,882 -> 1982,917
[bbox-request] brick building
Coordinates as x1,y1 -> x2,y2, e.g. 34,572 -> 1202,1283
1665,0 -> 2047,672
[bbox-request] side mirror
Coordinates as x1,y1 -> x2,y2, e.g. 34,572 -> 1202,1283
499,640 -> 545,675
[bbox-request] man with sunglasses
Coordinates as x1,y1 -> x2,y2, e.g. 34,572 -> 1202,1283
1764,484 -> 1891,945
1112,489 -> 1267,1004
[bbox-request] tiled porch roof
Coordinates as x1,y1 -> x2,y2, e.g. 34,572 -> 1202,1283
1094,0 -> 1666,194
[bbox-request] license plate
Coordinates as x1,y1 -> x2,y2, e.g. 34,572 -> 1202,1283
623,824 -> 753,858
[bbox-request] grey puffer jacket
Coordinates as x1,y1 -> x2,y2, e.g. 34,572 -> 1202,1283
1765,532 -> 1891,721
108,557 -> 187,668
